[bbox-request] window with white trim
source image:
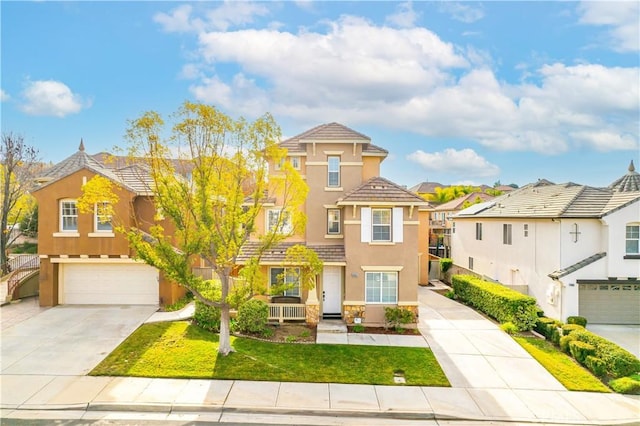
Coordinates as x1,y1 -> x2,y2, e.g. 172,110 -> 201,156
290,157 -> 300,170
626,224 -> 639,255
372,208 -> 391,242
95,202 -> 113,232
267,209 -> 292,234
327,156 -> 340,187
60,199 -> 78,232
365,271 -> 397,303
270,267 -> 300,297
503,224 -> 512,245
475,223 -> 482,240
327,209 -> 341,235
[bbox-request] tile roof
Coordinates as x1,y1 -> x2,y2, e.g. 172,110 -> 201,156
279,123 -> 387,156
548,252 -> 607,279
456,180 -> 640,219
338,176 -> 428,204
113,164 -> 154,196
609,160 -> 640,193
409,182 -> 446,194
237,242 -> 346,264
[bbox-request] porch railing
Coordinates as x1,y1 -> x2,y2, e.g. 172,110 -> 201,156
268,303 -> 306,323
6,255 -> 40,300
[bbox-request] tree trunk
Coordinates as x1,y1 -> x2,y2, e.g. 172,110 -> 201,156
217,268 -> 234,355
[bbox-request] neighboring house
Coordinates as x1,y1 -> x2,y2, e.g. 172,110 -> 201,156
428,192 -> 495,258
32,141 -> 185,307
451,162 -> 640,325
238,123 -> 429,326
409,181 -> 447,201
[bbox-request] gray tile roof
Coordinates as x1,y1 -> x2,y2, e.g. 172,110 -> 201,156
409,182 -> 446,194
609,160 -> 640,193
457,180 -> 640,219
280,123 -> 387,156
548,252 -> 606,279
338,176 -> 428,204
113,164 -> 154,196
434,192 -> 495,212
237,242 -> 346,264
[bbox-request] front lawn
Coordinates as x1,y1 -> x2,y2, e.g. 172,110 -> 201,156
91,321 -> 450,386
514,336 -> 610,393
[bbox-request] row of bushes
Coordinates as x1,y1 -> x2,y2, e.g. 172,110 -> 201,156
451,275 -> 539,331
536,317 -> 640,380
193,296 -> 271,336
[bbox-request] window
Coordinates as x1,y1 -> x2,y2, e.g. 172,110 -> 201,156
60,200 -> 78,231
365,272 -> 397,303
372,208 -> 391,241
452,221 -> 456,234
475,223 -> 483,240
270,267 -> 300,297
626,225 -> 639,255
469,257 -> 474,270
290,157 -> 300,170
267,209 -> 292,234
95,202 -> 113,232
524,224 -> 529,237
503,224 -> 512,245
327,156 -> 340,187
327,209 -> 341,235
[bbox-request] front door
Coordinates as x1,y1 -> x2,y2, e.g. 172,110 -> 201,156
322,266 -> 342,317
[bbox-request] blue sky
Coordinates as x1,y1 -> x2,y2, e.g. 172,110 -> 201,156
2,1 -> 638,188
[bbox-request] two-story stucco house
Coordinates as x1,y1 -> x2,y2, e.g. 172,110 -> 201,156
451,162 -> 640,325
32,141 -> 185,307
238,123 -> 429,326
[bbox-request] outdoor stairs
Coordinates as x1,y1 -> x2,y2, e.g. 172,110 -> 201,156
317,320 -> 347,333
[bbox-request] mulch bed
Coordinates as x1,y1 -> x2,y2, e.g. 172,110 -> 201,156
347,326 -> 421,335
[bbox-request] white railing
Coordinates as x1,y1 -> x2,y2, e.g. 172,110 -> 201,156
268,303 -> 306,323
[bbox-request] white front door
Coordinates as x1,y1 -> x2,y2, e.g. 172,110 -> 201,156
322,266 -> 342,316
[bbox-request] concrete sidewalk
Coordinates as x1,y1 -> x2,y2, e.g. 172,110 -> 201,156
1,374 -> 638,424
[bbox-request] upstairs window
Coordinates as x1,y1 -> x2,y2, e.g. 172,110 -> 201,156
372,208 -> 392,242
95,202 -> 113,232
290,157 -> 300,170
475,223 -> 483,240
327,209 -> 341,235
327,156 -> 340,187
626,225 -> 639,255
524,224 -> 529,237
60,200 -> 78,232
503,224 -> 513,245
267,209 -> 292,235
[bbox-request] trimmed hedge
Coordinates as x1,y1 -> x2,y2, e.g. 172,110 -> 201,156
452,275 -> 538,331
561,324 -> 584,336
236,299 -> 269,334
567,316 -> 587,327
569,340 -> 595,364
193,282 -> 222,332
571,329 -> 640,379
586,356 -> 606,377
609,376 -> 640,395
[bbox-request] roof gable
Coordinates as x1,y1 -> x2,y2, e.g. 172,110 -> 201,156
338,176 -> 427,205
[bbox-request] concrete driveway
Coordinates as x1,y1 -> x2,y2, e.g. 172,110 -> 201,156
1,305 -> 157,376
587,324 -> 640,358
417,287 -> 565,391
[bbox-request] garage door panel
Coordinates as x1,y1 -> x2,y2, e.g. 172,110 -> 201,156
62,263 -> 159,305
579,283 -> 640,325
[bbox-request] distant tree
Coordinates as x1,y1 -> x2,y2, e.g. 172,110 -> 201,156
1,133 -> 40,275
484,188 -> 503,197
507,183 -> 519,189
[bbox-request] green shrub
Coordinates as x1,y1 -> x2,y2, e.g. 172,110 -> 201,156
193,281 -> 222,332
285,335 -> 297,343
444,290 -> 455,299
352,324 -> 365,333
567,316 -> 587,327
608,377 -> 640,395
561,324 -> 584,336
500,322 -> 518,334
236,299 -> 269,334
384,307 -> 416,329
452,275 -> 538,331
585,355 -> 606,377
440,258 -> 453,273
569,340 -> 595,364
571,329 -> 640,378
535,317 -> 557,339
559,334 -> 576,354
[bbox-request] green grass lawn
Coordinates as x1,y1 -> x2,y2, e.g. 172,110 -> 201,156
514,336 -> 610,393
91,321 -> 450,386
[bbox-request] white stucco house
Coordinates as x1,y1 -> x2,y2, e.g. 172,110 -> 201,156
451,162 -> 640,325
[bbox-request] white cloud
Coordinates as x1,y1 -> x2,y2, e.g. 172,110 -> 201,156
439,2 -> 485,23
163,9 -> 638,155
20,80 -> 87,117
578,1 -> 639,52
407,148 -> 500,178
154,2 -> 269,33
0,89 -> 9,102
386,2 -> 419,29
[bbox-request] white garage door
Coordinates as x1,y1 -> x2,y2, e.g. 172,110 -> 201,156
61,263 -> 159,305
579,283 -> 640,325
